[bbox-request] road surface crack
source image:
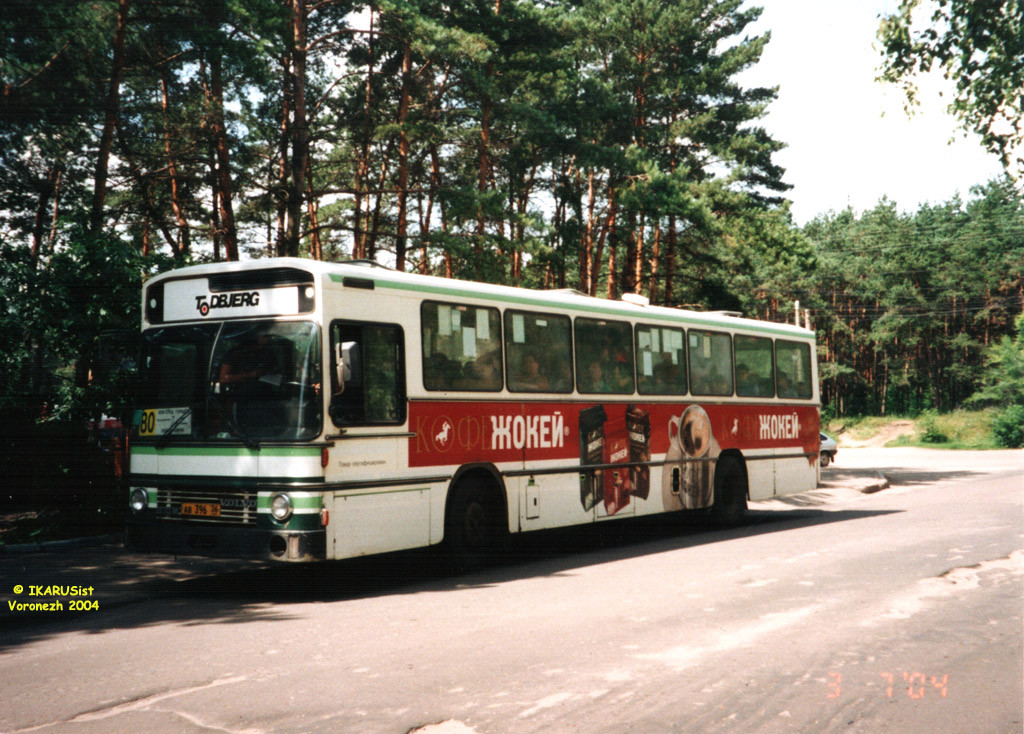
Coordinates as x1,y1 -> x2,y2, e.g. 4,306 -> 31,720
870,550 -> 1023,623
8,675 -> 251,733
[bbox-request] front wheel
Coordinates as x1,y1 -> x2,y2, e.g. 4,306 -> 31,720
709,458 -> 747,527
820,452 -> 831,467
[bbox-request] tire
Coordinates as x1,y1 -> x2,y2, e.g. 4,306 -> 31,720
710,457 -> 747,527
820,452 -> 831,468
445,481 -> 504,571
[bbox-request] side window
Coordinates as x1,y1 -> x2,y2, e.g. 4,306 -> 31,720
636,324 -> 686,395
776,340 -> 812,399
330,322 -> 405,426
504,310 -> 573,393
734,335 -> 774,397
421,302 -> 502,391
688,330 -> 733,396
575,317 -> 634,394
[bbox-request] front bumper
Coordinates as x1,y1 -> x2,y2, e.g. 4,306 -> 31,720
126,519 -> 325,561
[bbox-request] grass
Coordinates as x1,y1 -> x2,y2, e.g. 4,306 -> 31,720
827,408 -> 1002,450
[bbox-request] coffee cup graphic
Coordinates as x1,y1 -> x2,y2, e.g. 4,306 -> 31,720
661,404 -> 720,511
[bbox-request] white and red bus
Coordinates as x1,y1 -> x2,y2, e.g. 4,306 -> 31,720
126,258 -> 821,562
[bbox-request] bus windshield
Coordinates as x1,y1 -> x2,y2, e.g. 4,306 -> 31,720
138,321 -> 322,443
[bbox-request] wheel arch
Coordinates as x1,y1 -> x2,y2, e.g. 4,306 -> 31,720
717,449 -> 750,499
443,463 -> 509,539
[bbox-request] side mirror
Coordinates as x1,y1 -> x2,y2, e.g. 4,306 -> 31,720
335,341 -> 361,393
334,341 -> 345,393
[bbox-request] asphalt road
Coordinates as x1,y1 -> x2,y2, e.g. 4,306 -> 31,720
1,448 -> 1021,733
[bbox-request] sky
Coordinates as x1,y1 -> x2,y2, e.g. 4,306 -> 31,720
738,1 -> 1007,224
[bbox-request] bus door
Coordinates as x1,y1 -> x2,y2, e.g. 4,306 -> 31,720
322,321 -> 423,558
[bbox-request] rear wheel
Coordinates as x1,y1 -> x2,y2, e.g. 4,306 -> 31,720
710,457 -> 747,527
445,481 -> 504,570
819,452 -> 831,467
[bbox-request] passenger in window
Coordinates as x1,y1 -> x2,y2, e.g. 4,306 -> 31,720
610,355 -> 632,391
551,359 -> 573,392
596,341 -> 631,391
466,351 -> 501,389
516,352 -> 549,391
690,363 -> 710,394
653,359 -> 681,393
581,359 -> 610,393
424,352 -> 454,389
736,363 -> 761,396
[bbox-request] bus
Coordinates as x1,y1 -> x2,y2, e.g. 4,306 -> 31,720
126,258 -> 821,563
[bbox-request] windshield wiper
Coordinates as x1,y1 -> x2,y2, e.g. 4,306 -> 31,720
207,391 -> 260,451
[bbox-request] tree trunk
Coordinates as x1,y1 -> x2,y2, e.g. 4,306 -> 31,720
282,0 -> 309,258
352,5 -> 376,259
160,68 -> 189,257
90,0 -> 131,234
306,175 -> 322,260
477,89 -> 491,246
647,222 -> 661,300
606,230 -> 618,301
633,214 -> 645,294
592,186 -> 617,297
580,168 -> 595,293
621,212 -> 638,295
275,55 -> 291,255
31,166 -> 60,265
394,39 -> 412,272
208,144 -> 222,261
204,46 -> 239,260
663,216 -> 676,305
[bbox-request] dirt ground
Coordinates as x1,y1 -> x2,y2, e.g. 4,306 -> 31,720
834,419 -> 916,448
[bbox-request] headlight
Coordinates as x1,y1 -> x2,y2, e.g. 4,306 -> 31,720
270,493 -> 293,522
130,487 -> 149,512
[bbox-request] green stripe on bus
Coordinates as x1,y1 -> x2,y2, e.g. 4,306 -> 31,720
328,273 -> 812,339
131,445 -> 322,458
257,494 -> 323,510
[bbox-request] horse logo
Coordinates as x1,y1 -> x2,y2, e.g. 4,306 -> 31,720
434,419 -> 453,451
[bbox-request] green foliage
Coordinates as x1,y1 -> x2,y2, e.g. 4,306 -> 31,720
878,0 -> 1023,175
0,0 -> 1021,428
0,228 -> 156,421
806,180 -> 1024,417
991,404 -> 1024,448
917,410 -> 948,444
968,313 -> 1024,408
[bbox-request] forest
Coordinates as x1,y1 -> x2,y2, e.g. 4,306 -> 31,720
1,0 -> 1022,434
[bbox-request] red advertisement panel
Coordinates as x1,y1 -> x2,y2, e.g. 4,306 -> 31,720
408,400 -> 820,468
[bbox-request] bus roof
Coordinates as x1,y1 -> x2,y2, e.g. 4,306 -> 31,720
147,257 -> 815,340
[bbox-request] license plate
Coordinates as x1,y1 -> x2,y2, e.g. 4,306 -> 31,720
181,502 -> 221,518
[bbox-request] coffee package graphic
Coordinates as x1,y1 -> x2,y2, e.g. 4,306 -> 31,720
578,404 -> 607,511
602,415 -> 631,516
625,405 -> 651,499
